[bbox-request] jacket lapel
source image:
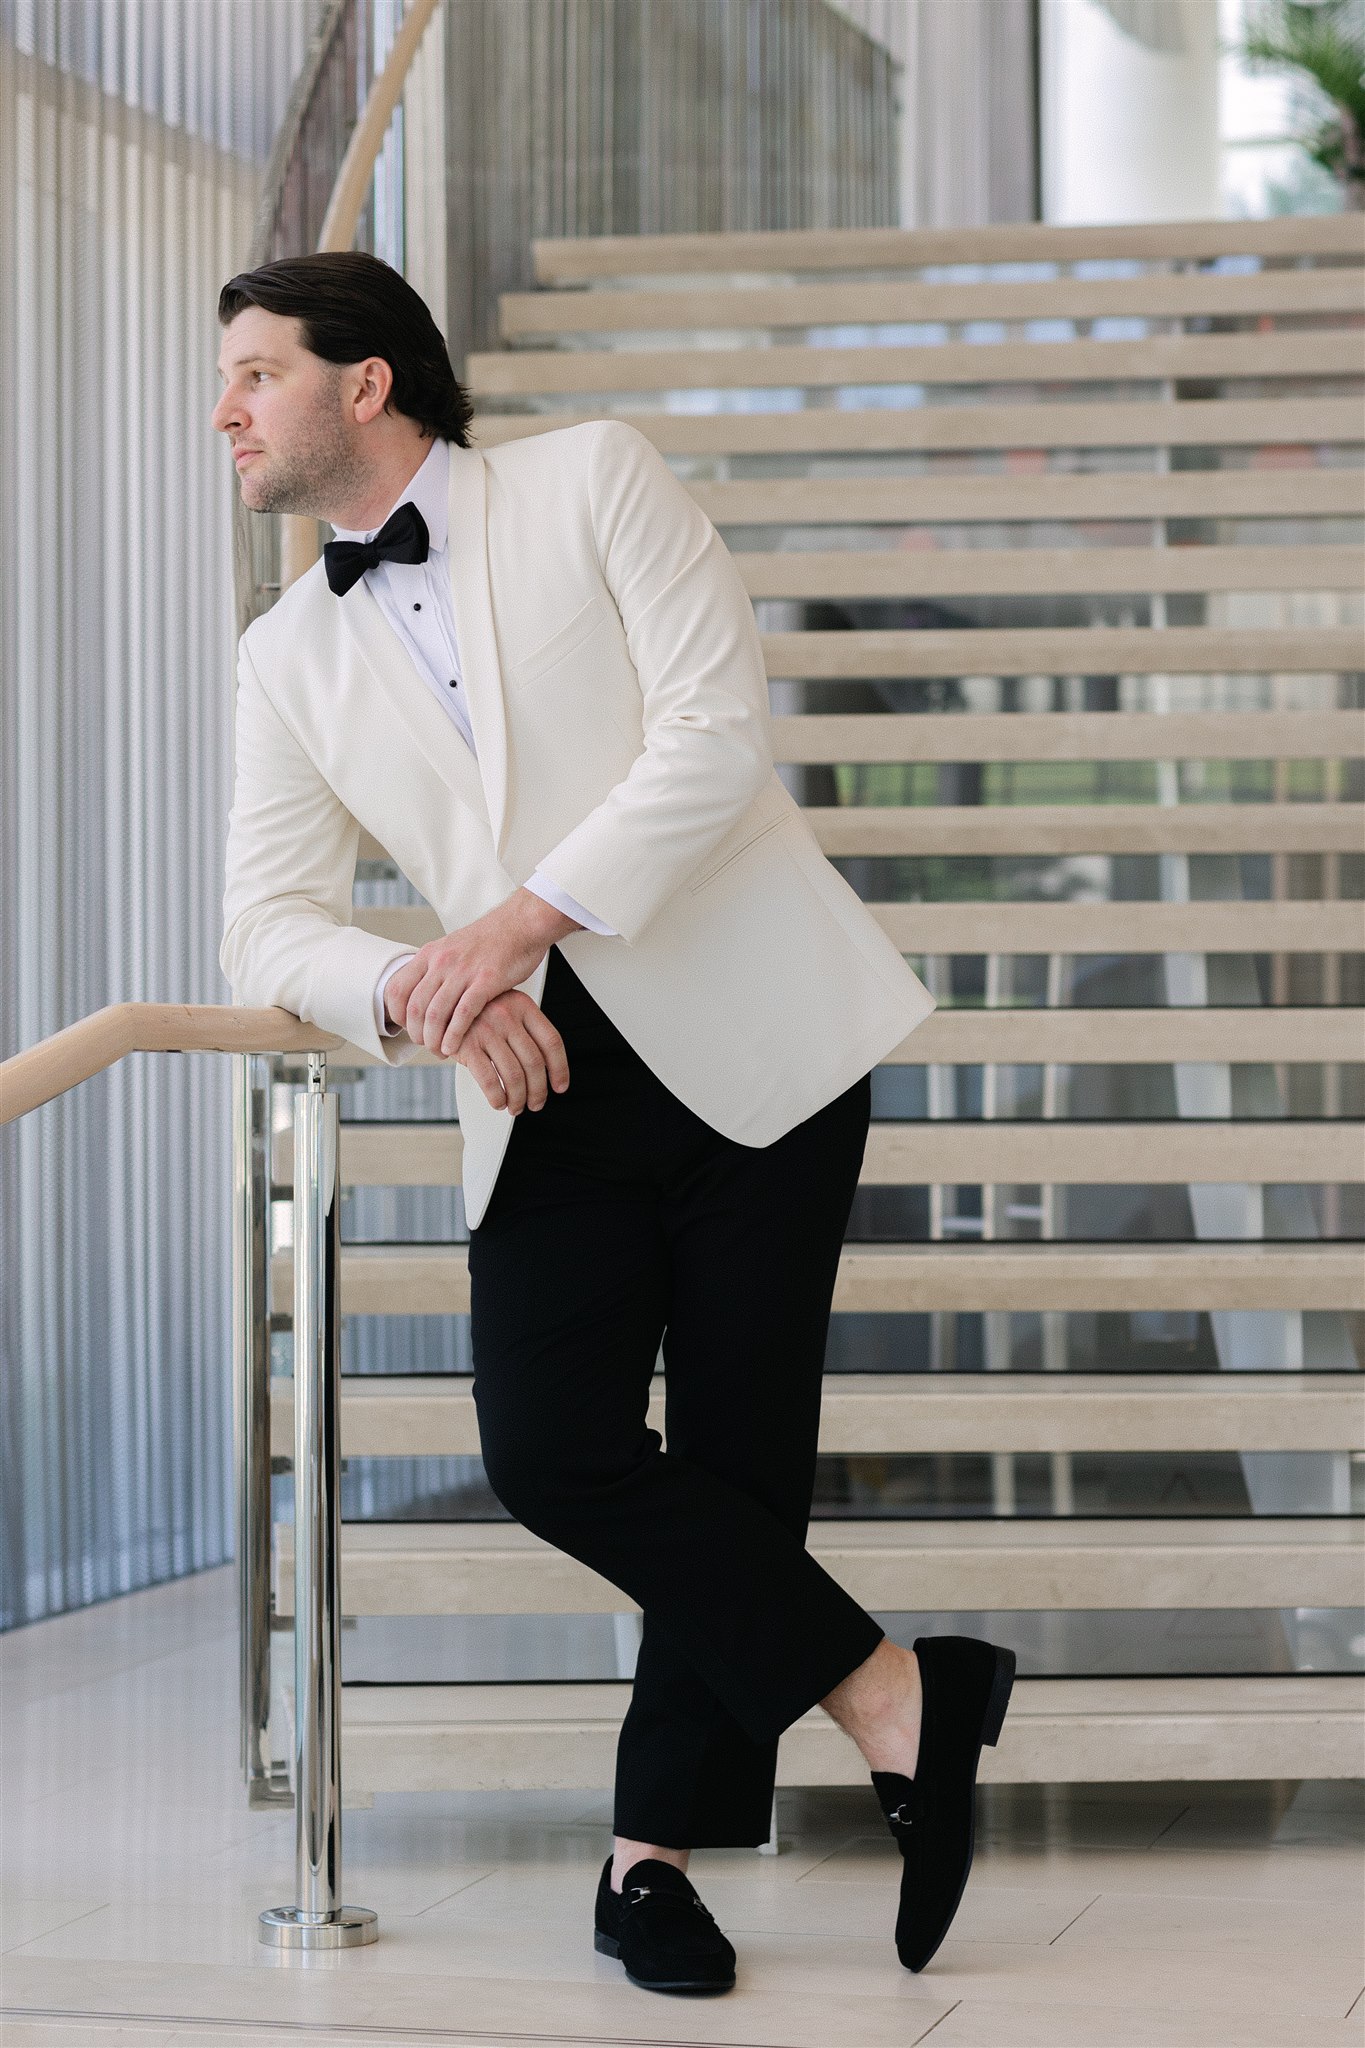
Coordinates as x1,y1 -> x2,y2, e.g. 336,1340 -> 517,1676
446,443 -> 511,855
331,441 -> 510,851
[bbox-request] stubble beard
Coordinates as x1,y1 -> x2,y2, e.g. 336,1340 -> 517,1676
238,400 -> 365,521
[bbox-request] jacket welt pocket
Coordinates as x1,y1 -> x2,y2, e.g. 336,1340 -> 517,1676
687,810 -> 787,894
506,595 -> 608,685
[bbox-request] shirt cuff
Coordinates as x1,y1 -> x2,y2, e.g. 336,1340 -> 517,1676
524,868 -> 618,936
374,951 -> 418,1037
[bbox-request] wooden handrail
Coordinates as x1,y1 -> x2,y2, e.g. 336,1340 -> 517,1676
0,1003 -> 346,1125
317,0 -> 443,255
280,0 -> 444,593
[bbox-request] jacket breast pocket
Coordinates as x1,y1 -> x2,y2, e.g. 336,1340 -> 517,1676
506,594 -> 610,687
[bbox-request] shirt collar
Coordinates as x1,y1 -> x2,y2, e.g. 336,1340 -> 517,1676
329,434 -> 449,551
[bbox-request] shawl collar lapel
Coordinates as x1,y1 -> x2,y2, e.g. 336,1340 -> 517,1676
446,442 -> 510,853
331,440 -> 511,851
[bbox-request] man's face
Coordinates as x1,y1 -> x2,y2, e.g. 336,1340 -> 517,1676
212,305 -> 366,519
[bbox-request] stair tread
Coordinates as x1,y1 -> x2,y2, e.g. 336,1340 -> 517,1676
334,1675 -> 1365,1786
287,1516 -> 1363,1556
269,1241 -> 1365,1315
527,217 -> 1365,282
285,1242 -> 1359,1264
341,1672 -> 1365,1726
298,1370 -> 1362,1402
271,1371 -> 1364,1459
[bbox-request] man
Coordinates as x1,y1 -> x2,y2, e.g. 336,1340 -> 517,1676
215,250 -> 1014,1993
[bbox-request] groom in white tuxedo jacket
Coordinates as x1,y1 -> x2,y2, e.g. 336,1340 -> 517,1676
213,252 -> 1004,1995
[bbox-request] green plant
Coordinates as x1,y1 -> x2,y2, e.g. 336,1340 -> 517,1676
1233,0 -> 1365,207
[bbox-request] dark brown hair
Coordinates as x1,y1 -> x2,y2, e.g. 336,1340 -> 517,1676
218,251 -> 473,446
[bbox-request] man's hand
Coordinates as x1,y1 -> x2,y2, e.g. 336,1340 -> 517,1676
383,888 -> 580,1062
447,988 -> 571,1112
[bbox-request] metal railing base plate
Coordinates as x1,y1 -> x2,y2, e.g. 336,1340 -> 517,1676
259,1904 -> 379,1949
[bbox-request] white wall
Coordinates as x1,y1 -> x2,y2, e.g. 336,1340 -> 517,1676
1041,0 -> 1220,222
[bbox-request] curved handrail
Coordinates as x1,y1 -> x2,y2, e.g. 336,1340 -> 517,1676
279,0 -> 444,594
319,0 -> 443,254
245,0 -> 351,269
0,1004 -> 347,1125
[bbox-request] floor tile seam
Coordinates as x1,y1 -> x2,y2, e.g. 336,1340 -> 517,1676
0,1901 -> 114,1956
1142,1802 -> 1193,1847
899,1981 -> 1359,2023
0,2007 -> 856,2048
17,1924 -> 1359,1999
907,2001 -> 963,2048
787,1831 -> 869,1882
923,1993 -> 1364,2045
1045,1892 -> 1101,1945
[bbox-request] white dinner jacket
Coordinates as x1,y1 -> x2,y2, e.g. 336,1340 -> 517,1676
219,418 -> 935,1228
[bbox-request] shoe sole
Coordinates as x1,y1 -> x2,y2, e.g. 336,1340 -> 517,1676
980,1642 -> 1016,1747
593,1928 -> 736,1993
902,1643 -> 1016,1975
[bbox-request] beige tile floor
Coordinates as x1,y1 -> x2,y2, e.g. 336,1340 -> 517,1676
1,1568 -> 1361,2048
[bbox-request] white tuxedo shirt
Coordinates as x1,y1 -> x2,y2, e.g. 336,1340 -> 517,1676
219,418 -> 936,1227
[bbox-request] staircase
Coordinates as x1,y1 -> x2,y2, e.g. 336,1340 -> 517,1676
270,212 -> 1364,1797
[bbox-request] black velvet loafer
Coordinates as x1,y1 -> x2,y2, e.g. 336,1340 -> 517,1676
871,1632 -> 1016,1973
593,1854 -> 737,1993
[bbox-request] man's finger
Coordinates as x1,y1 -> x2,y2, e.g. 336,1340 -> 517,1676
519,1008 -> 571,1092
424,990 -> 461,1055
392,947 -> 431,1022
492,1045 -> 527,1114
402,967 -> 436,1040
440,982 -> 491,1060
460,1043 -> 507,1110
404,947 -> 451,1003
393,946 -> 426,988
501,1021 -> 551,1111
417,967 -> 473,1054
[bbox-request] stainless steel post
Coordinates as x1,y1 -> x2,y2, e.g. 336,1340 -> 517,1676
233,1052 -> 283,1803
260,1053 -> 377,1949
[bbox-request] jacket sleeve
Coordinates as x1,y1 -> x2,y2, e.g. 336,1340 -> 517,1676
529,419 -> 775,942
219,630 -> 423,1068
523,867 -> 618,935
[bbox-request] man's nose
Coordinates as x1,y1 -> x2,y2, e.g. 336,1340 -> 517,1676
212,389 -> 243,433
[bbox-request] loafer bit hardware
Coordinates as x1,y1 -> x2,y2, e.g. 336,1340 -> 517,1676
872,1632 -> 1016,1974
592,1854 -> 736,1994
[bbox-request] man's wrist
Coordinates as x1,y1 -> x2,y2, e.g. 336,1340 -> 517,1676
510,885 -> 581,943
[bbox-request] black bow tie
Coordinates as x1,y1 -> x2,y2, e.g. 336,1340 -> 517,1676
323,500 -> 429,596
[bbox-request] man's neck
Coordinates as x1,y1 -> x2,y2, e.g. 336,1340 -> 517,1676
330,439 -> 431,535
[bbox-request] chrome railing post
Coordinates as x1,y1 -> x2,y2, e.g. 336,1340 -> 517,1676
232,1051 -> 284,1802
260,1052 -> 377,1949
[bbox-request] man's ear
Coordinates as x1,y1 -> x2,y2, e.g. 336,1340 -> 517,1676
351,354 -> 396,427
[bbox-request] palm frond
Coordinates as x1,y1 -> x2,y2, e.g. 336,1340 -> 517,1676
1241,0 -> 1365,123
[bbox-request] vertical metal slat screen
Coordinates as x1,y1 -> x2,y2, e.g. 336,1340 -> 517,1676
440,0 -> 902,386
0,0 -> 328,1628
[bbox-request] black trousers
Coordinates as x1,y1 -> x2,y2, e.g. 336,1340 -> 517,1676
466,943 -> 886,1848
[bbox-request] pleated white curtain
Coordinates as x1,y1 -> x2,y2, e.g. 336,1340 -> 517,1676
0,0 -> 329,1626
